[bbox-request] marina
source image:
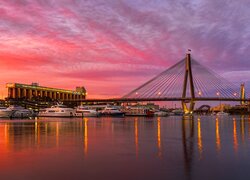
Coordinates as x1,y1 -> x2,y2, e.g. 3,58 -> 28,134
0,102 -> 250,119
2,102 -> 246,119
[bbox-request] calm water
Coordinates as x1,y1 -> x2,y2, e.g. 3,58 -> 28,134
0,115 -> 250,180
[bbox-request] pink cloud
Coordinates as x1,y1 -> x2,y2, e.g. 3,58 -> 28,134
0,0 -> 250,99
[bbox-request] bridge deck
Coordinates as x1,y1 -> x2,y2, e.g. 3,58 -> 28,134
63,97 -> 250,103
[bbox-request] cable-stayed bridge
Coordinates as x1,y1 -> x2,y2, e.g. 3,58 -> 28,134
65,52 -> 248,114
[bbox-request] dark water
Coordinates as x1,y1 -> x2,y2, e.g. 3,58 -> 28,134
0,115 -> 250,180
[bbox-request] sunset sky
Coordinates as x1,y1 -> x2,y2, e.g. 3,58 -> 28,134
0,0 -> 250,99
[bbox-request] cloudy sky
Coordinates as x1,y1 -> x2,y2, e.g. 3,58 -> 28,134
0,0 -> 249,98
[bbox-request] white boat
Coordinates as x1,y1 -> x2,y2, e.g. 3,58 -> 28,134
100,106 -> 125,117
216,111 -> 229,116
154,110 -> 169,117
75,106 -> 100,117
0,107 -> 13,118
168,112 -> 175,116
7,105 -> 33,118
172,109 -> 184,116
38,104 -> 74,117
123,106 -> 155,116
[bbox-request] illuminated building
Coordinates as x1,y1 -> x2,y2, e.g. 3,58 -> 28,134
6,82 -> 86,101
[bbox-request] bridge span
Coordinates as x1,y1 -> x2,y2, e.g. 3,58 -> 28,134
63,97 -> 250,103
65,51 -> 249,114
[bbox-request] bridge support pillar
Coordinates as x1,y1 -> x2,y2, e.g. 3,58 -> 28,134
182,100 -> 195,114
240,83 -> 246,105
182,51 -> 195,114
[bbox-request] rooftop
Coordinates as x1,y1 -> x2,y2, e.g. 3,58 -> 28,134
6,83 -> 86,95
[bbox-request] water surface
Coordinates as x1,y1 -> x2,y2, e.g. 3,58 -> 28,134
0,115 -> 249,180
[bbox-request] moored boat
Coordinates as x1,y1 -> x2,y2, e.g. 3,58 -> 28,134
7,105 -> 34,118
38,104 -> 74,117
0,107 -> 13,118
123,106 -> 154,116
216,111 -> 229,116
172,109 -> 184,116
11,109 -> 34,118
75,106 -> 100,117
100,106 -> 125,117
154,110 -> 169,117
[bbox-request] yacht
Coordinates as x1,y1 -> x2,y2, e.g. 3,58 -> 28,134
216,111 -> 229,116
0,107 -> 13,118
172,109 -> 184,116
38,104 -> 74,117
123,106 -> 155,116
7,105 -> 33,118
154,110 -> 169,117
75,106 -> 100,117
100,106 -> 125,117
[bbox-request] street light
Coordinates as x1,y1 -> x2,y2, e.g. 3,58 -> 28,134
198,91 -> 202,97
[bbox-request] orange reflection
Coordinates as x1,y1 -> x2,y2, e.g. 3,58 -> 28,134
249,116 -> 250,139
240,115 -> 245,143
197,117 -> 202,158
4,123 -> 9,145
56,122 -> 59,147
157,117 -> 162,157
0,120 -> 91,159
83,118 -> 88,156
134,118 -> 138,157
215,118 -> 221,152
45,123 -> 48,144
35,121 -> 38,143
233,118 -> 238,152
0,123 -> 9,154
35,121 -> 40,146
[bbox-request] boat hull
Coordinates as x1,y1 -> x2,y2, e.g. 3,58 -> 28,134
0,111 -> 13,118
125,114 -> 149,116
11,110 -> 33,118
75,112 -> 100,117
154,111 -> 169,117
216,111 -> 229,116
38,112 -> 74,117
100,112 -> 125,117
123,108 -> 154,117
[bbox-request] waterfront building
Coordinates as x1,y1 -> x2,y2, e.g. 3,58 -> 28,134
211,103 -> 231,112
6,82 -> 86,101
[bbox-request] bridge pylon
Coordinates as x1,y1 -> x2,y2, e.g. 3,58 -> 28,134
240,83 -> 246,105
182,51 -> 195,114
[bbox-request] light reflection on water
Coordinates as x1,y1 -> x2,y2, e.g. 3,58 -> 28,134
215,118 -> 221,152
0,115 -> 250,180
